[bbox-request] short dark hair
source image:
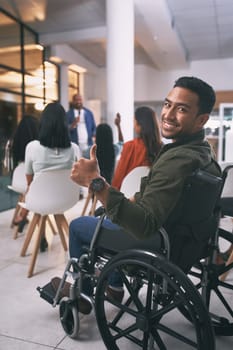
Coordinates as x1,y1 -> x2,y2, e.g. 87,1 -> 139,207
39,102 -> 71,148
174,76 -> 216,114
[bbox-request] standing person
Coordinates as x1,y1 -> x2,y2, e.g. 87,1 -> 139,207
66,76 -> 221,313
19,102 -> 80,251
111,106 -> 162,190
66,94 -> 96,154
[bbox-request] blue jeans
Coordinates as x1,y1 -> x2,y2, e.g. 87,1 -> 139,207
69,216 -> 162,292
69,216 -> 124,289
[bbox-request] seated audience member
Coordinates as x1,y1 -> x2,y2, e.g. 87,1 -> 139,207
12,115 -> 39,231
83,115 -> 124,183
19,102 -> 80,251
111,106 -> 162,190
12,114 -> 39,169
93,123 -> 116,184
66,76 -> 221,314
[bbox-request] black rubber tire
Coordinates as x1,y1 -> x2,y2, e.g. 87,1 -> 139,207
59,296 -> 80,339
188,228 -> 233,336
95,249 -> 215,350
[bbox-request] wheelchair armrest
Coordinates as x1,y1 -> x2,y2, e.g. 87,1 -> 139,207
94,206 -> 105,217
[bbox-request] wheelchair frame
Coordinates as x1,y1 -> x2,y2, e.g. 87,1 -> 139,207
37,166 -> 233,349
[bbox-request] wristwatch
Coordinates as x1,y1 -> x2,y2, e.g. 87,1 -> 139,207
89,177 -> 106,192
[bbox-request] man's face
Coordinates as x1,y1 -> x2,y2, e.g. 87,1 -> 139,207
160,87 -> 208,141
73,95 -> 83,109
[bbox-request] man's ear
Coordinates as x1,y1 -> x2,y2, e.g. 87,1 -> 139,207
197,113 -> 209,128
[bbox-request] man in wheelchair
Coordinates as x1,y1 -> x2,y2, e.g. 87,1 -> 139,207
68,76 -> 221,313
39,76 -> 232,348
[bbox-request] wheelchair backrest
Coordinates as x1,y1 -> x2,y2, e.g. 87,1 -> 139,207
180,168 -> 223,224
166,167 -> 223,272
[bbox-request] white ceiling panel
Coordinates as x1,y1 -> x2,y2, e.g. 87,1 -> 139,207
1,0 -> 233,69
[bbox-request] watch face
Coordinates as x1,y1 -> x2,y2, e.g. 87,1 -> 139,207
91,178 -> 105,192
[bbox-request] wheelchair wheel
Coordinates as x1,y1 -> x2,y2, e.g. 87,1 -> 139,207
59,297 -> 80,339
190,229 -> 233,336
95,249 -> 215,350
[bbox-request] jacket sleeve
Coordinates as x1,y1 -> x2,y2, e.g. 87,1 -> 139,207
91,112 -> 96,135
106,150 -> 198,239
66,110 -> 74,127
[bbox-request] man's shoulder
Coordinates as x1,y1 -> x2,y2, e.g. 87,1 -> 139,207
83,107 -> 93,115
155,143 -> 207,168
66,108 -> 74,117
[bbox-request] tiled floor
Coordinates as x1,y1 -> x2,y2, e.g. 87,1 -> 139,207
0,195 -> 232,349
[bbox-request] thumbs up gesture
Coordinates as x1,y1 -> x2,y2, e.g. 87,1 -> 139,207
71,144 -> 100,187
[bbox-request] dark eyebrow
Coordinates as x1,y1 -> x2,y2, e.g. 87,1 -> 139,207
164,98 -> 191,110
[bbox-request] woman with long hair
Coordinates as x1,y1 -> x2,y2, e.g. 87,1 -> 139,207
25,102 -> 80,178
16,102 -> 80,250
12,114 -> 39,169
95,123 -> 116,184
112,106 -> 162,189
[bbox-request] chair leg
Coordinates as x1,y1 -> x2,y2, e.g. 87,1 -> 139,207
90,195 -> 98,216
81,192 -> 92,216
13,225 -> 19,240
20,214 -> 40,256
47,215 -> 57,235
53,214 -> 68,251
10,193 -> 23,228
59,214 -> 69,233
220,248 -> 233,281
27,216 -> 47,278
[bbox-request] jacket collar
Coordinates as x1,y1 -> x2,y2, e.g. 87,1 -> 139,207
162,129 -> 205,151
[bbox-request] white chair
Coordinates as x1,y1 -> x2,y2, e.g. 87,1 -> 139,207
219,163 -> 233,281
120,166 -> 150,198
19,169 -> 80,278
81,193 -> 98,216
7,163 -> 27,237
81,166 -> 150,216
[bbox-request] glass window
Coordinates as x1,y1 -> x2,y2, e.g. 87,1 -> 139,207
0,12 -> 21,69
24,27 -> 43,73
0,9 -> 61,210
24,72 -> 44,98
68,68 -> 79,102
0,67 -> 22,93
44,61 -> 59,101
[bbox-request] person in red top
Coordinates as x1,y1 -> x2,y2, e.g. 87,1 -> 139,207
111,106 -> 162,190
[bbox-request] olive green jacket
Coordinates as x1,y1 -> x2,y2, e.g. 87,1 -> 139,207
106,130 -> 221,270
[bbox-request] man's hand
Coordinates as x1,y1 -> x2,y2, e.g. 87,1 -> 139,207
70,116 -> 80,129
70,144 -> 100,187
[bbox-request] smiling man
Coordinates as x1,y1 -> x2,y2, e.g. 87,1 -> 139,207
68,76 -> 221,313
161,77 -> 211,141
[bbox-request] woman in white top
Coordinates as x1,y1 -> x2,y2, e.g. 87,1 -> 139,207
15,102 -> 80,249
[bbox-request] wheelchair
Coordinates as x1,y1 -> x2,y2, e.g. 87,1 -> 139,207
37,165 -> 233,349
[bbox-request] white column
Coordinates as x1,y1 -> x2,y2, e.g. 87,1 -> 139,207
106,0 -> 134,142
59,64 -> 69,110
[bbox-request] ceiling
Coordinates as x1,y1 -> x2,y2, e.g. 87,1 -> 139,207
1,0 -> 233,71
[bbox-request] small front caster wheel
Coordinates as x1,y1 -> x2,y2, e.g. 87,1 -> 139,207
59,297 -> 80,339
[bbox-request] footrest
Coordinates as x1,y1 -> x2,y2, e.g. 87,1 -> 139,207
37,277 -> 71,305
